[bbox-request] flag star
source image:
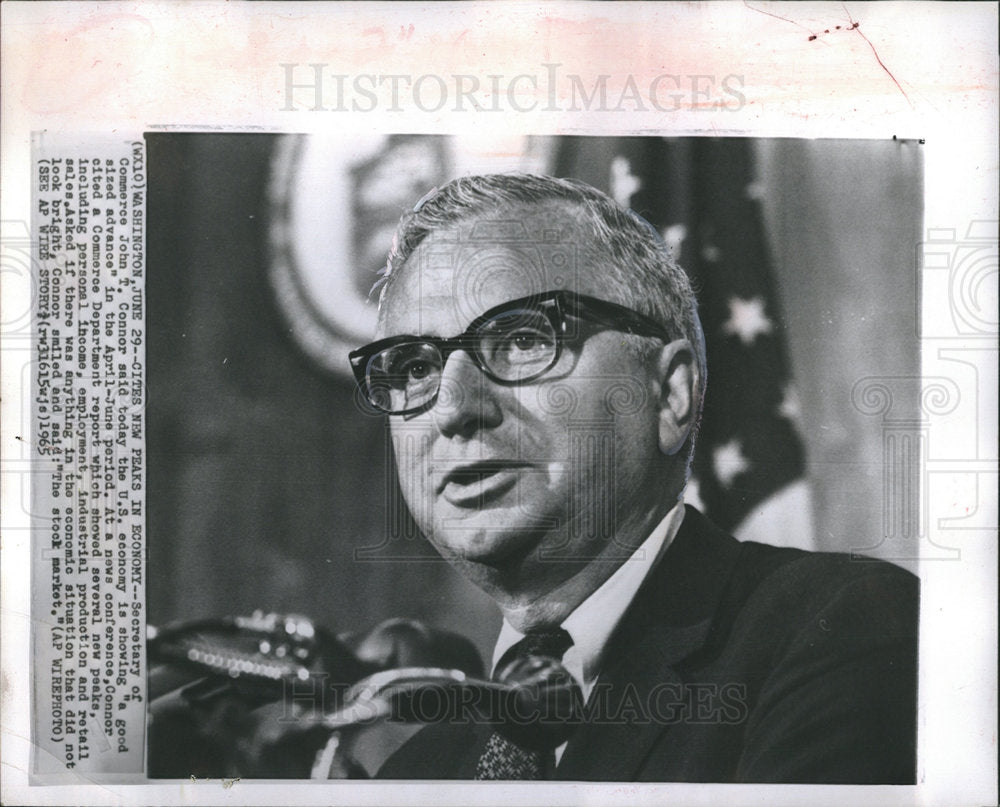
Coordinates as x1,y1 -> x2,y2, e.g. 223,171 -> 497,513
779,384 -> 802,422
722,296 -> 774,345
713,440 -> 750,488
684,476 -> 706,511
663,223 -> 687,259
610,156 -> 642,207
701,243 -> 721,263
744,180 -> 766,200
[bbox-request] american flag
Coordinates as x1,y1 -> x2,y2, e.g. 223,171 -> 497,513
555,137 -> 816,548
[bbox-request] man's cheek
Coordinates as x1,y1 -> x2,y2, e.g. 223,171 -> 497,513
388,434 -> 432,518
390,428 -> 434,475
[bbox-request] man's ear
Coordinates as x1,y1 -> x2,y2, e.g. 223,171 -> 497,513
654,339 -> 700,456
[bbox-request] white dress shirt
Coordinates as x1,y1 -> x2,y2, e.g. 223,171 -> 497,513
490,501 -> 686,763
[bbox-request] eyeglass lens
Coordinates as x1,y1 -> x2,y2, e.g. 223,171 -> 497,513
363,307 -> 559,413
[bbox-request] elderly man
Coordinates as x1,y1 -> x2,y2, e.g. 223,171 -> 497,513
348,173 -> 918,782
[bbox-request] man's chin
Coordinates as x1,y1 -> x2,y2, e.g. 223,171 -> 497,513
432,530 -> 598,609
428,524 -> 544,573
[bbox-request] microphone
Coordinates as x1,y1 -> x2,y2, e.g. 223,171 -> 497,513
326,653 -> 583,751
147,611 -> 374,708
148,613 -> 584,775
146,612 -> 489,777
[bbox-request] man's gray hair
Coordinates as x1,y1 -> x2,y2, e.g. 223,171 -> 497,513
376,172 -> 707,468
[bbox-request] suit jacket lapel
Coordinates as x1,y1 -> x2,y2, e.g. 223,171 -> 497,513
556,506 -> 742,780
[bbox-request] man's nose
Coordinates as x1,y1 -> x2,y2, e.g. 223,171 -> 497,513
432,350 -> 503,438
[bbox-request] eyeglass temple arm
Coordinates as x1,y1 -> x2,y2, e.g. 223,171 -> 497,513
565,294 -> 674,341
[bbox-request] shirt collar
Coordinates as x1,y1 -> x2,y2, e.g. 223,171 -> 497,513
491,502 -> 686,698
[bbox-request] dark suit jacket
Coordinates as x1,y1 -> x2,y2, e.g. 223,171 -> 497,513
377,506 -> 919,783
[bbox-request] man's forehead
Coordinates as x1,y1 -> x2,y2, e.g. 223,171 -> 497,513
379,202 -> 618,334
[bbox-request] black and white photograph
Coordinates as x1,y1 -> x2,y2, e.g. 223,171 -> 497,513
144,134 -> 922,782
1,3 -> 996,806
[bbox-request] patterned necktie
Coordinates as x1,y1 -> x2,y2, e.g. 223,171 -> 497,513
474,627 -> 574,780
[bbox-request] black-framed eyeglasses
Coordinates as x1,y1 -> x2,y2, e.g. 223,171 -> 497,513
349,290 -> 675,416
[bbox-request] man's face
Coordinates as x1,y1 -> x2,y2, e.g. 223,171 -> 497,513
378,206 -> 674,596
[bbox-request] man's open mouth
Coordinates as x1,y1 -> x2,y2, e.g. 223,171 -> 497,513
436,461 -> 533,503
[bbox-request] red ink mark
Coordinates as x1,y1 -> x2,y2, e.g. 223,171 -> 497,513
841,2 -> 913,107
742,1 -> 815,34
746,0 -> 913,107
362,26 -> 387,44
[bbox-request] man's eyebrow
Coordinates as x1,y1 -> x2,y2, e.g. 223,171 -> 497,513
375,328 -> 458,343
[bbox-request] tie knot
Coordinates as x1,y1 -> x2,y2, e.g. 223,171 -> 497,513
497,627 -> 573,674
